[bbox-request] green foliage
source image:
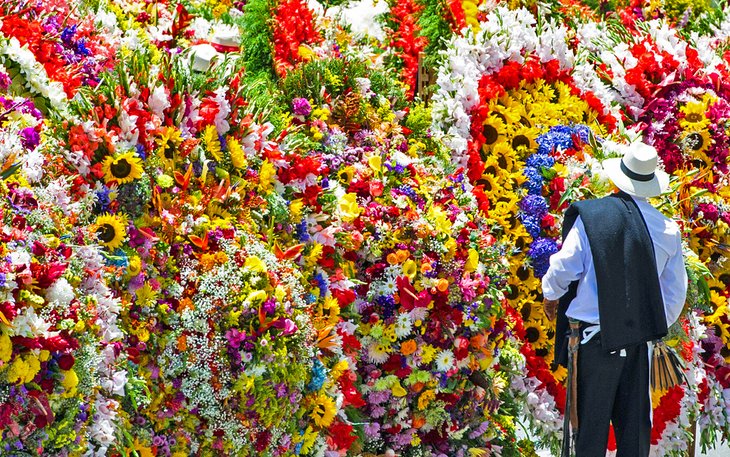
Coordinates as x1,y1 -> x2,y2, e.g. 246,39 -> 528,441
240,0 -> 276,79
417,0 -> 453,69
239,72 -> 288,133
279,58 -> 370,104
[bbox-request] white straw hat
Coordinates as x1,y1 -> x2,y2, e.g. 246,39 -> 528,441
602,142 -> 670,198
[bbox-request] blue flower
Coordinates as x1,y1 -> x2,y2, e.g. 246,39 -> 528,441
528,237 -> 559,278
525,153 -> 554,170
520,194 -> 549,218
307,359 -> 327,392
523,168 -> 544,194
520,215 -> 542,238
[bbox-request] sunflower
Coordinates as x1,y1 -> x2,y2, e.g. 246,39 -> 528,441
310,393 -> 337,428
157,126 -> 182,162
680,128 -> 713,164
679,101 -> 710,130
509,125 -> 539,153
552,363 -> 568,383
523,322 -> 549,349
94,214 -> 127,250
103,152 -> 143,184
481,114 -> 508,148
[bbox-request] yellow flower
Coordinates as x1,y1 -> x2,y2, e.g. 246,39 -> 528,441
93,214 -> 127,250
290,199 -> 304,218
402,259 -> 418,280
128,256 -> 142,276
392,381 -> 407,397
310,393 -> 336,428
103,152 -> 143,184
679,100 -> 710,130
465,248 -> 479,272
259,160 -> 275,193
368,155 -> 382,172
338,193 -> 361,222
7,357 -> 28,384
203,125 -> 222,161
421,345 -> 437,364
228,137 -> 247,169
428,206 -> 451,233
0,329 -> 11,362
244,256 -> 267,273
418,389 -> 435,410
135,282 -> 159,307
60,369 -> 79,396
246,290 -> 267,302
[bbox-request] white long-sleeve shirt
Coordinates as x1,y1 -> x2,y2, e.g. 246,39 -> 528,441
541,196 -> 688,327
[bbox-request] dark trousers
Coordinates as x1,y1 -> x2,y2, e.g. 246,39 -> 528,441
575,337 -> 650,457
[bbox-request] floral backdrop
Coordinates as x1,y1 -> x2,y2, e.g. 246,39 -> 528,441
1,0 -> 730,456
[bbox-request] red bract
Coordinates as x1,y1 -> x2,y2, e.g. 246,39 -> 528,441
388,0 -> 428,98
271,0 -> 322,77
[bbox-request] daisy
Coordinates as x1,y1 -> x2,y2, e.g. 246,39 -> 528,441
434,349 -> 455,372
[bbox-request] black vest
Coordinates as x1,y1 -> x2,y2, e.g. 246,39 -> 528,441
552,192 -> 667,367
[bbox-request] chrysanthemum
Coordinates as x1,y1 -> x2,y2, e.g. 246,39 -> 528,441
103,152 -> 143,184
94,214 -> 128,250
367,342 -> 390,364
434,349 -> 455,372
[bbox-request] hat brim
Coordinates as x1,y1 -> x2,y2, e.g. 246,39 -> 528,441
603,158 -> 670,198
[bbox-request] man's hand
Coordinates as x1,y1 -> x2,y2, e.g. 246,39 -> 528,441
543,298 -> 559,321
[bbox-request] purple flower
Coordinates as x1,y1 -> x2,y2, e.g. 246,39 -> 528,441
225,328 -> 247,349
20,127 -> 40,150
292,98 -> 312,117
0,72 -> 10,90
528,237 -> 559,278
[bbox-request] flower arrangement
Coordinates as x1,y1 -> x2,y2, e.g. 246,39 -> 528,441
2,1 -> 730,456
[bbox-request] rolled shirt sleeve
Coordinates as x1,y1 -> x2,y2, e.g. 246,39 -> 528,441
661,234 -> 688,327
541,217 -> 588,300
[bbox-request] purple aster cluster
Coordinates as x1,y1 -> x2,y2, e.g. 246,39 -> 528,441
528,237 -> 559,277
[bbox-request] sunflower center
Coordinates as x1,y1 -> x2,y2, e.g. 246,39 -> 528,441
505,285 -> 519,300
516,266 -> 530,281
483,124 -> 499,145
97,224 -> 117,243
525,326 -> 540,343
686,132 -> 704,151
685,113 -> 703,123
110,159 -> 133,179
164,144 -> 175,160
521,303 -> 532,321
497,155 -> 508,170
512,135 -> 531,150
520,116 -> 532,127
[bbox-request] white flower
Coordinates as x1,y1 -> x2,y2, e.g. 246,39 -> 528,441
149,85 -> 170,120
45,278 -> 75,308
366,342 -> 389,364
11,306 -> 54,338
434,349 -> 455,372
394,313 -> 413,338
21,144 -> 44,183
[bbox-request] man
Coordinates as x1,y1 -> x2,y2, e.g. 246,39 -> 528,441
541,141 -> 687,457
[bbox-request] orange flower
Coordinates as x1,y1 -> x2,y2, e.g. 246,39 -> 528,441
177,335 -> 187,351
401,339 -> 417,355
387,252 -> 399,265
435,278 -> 449,292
